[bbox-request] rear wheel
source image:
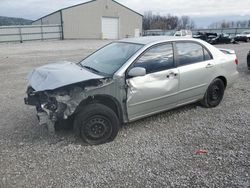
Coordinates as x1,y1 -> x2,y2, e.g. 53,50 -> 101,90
74,103 -> 120,145
201,78 -> 225,108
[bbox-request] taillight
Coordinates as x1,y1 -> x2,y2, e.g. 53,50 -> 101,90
235,59 -> 238,65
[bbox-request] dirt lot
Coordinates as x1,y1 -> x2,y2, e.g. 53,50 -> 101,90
0,40 -> 249,187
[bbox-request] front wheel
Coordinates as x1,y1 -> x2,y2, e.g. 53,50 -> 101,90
74,103 -> 120,145
201,78 -> 225,108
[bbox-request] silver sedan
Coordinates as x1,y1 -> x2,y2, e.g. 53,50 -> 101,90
25,36 -> 239,145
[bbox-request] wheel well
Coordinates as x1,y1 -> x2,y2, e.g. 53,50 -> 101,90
75,95 -> 123,123
217,76 -> 227,88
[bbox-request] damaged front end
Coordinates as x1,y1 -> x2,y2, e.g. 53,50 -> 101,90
24,78 -> 112,134
24,86 -> 59,134
24,61 -> 115,134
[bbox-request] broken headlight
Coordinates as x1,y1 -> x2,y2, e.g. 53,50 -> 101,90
41,97 -> 58,111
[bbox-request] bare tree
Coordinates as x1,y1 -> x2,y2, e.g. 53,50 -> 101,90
209,19 -> 250,29
143,12 -> 195,30
177,16 -> 195,29
178,16 -> 189,29
167,14 -> 179,29
143,11 -> 153,30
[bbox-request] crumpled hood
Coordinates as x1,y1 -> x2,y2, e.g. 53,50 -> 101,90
27,61 -> 104,91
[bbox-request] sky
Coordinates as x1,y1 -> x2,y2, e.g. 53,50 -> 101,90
0,0 -> 250,27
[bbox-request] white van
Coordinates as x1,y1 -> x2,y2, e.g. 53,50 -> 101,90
174,30 -> 192,37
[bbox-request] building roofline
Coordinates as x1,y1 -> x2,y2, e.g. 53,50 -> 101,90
32,0 -> 142,23
32,10 -> 61,23
32,0 -> 96,23
60,0 -> 97,12
111,0 -> 143,17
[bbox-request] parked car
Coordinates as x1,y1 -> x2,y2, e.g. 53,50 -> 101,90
164,30 -> 176,36
193,32 -> 217,43
247,51 -> 250,70
193,32 -> 206,40
24,37 -> 239,145
235,31 -> 250,42
209,33 -> 234,44
174,30 -> 192,37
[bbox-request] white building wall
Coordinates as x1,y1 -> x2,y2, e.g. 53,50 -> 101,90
62,0 -> 142,39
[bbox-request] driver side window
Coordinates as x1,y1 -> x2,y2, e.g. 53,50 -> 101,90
133,43 -> 174,74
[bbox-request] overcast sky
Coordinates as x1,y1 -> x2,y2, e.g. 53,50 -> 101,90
0,0 -> 250,25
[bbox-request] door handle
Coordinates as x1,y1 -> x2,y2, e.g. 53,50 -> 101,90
166,72 -> 178,78
206,63 -> 214,68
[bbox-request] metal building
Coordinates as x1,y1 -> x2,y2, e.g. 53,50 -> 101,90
32,0 -> 143,40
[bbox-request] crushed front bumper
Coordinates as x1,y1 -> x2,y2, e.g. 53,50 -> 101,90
37,112 -> 56,134
24,90 -> 57,134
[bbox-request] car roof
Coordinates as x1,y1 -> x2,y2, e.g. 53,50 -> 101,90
119,36 -> 198,45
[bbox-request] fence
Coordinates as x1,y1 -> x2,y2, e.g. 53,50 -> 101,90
192,28 -> 250,36
0,24 -> 62,43
143,28 -> 250,37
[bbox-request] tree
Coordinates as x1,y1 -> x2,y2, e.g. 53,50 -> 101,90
209,19 -> 250,29
143,12 -> 195,30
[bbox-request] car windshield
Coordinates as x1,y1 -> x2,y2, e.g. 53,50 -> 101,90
175,31 -> 181,36
80,42 -> 143,76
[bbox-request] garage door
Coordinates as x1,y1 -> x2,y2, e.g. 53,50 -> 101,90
102,17 -> 119,39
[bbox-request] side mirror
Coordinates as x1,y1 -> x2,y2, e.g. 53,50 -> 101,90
128,67 -> 146,77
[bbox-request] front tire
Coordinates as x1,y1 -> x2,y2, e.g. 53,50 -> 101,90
201,78 -> 225,108
74,103 -> 120,145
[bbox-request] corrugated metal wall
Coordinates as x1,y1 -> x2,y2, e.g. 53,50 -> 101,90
0,25 -> 62,43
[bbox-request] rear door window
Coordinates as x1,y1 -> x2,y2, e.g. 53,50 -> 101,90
176,42 -> 212,66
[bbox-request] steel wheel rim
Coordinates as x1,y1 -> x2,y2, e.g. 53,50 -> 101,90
81,115 -> 112,141
209,83 -> 222,103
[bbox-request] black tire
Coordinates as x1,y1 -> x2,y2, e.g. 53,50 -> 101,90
201,78 -> 225,108
74,103 -> 120,145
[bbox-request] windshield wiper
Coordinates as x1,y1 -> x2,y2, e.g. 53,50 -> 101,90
83,66 -> 101,74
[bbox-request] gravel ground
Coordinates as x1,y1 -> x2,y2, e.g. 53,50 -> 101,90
0,40 -> 249,188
